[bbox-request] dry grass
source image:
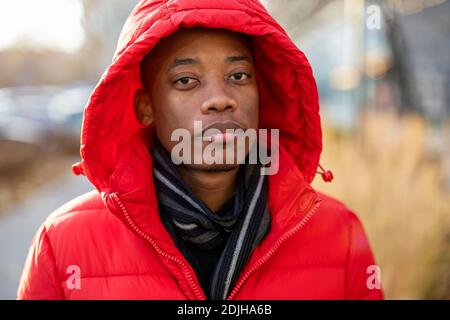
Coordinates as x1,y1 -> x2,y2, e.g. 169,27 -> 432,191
312,110 -> 450,299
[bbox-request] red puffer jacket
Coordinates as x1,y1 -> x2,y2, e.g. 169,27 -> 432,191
18,0 -> 384,300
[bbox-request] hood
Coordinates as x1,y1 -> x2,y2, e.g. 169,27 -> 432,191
73,0 -> 323,192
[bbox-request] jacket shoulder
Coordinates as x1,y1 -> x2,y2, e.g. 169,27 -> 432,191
47,190 -> 105,217
42,190 -> 110,232
305,191 -> 374,259
314,191 -> 383,299
314,191 -> 360,226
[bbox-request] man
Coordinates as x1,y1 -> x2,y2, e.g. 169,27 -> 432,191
18,0 -> 383,300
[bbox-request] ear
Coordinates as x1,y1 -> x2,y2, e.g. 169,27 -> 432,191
134,89 -> 153,126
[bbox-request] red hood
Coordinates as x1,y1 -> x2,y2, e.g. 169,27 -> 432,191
73,0 -> 322,194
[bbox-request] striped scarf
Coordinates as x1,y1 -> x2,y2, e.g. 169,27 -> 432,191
151,137 -> 271,299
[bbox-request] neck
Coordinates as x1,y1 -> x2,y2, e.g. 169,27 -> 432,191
177,166 -> 240,213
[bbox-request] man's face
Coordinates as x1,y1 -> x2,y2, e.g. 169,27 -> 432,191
137,27 -> 259,171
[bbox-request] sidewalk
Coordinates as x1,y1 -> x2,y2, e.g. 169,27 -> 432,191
0,172 -> 92,299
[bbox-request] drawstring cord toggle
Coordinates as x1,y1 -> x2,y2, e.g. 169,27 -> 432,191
316,164 -> 334,183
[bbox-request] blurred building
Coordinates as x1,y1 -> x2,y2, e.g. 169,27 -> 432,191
80,0 -> 136,81
265,0 -> 450,127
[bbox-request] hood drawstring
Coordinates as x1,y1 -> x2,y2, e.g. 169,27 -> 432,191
317,164 -> 334,183
72,161 -> 85,176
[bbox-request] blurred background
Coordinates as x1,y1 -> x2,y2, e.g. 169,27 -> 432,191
0,0 -> 448,299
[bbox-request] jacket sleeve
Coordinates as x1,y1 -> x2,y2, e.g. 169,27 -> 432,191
345,210 -> 384,300
17,225 -> 64,300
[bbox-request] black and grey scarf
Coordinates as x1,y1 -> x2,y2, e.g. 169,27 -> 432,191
151,137 -> 271,299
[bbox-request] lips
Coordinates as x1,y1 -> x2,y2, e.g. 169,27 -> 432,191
200,120 -> 245,143
201,120 -> 244,136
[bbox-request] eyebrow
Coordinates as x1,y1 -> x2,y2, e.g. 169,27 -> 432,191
168,58 -> 200,70
167,54 -> 253,71
225,54 -> 253,64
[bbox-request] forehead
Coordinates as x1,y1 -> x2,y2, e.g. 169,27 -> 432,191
141,27 -> 253,71
162,27 -> 250,51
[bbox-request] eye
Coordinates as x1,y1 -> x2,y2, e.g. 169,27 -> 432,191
175,77 -> 196,85
173,76 -> 199,90
229,72 -> 251,81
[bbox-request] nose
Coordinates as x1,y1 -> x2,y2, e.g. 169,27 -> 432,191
200,81 -> 237,114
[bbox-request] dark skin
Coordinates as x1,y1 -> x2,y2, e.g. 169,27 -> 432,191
135,27 -> 259,212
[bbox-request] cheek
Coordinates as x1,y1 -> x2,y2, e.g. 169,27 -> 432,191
152,93 -> 198,143
240,85 -> 259,129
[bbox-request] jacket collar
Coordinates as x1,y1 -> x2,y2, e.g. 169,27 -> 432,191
103,128 -> 319,259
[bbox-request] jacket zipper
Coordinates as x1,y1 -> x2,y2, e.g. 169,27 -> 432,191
112,192 -> 321,301
226,200 -> 322,300
112,193 -> 206,300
